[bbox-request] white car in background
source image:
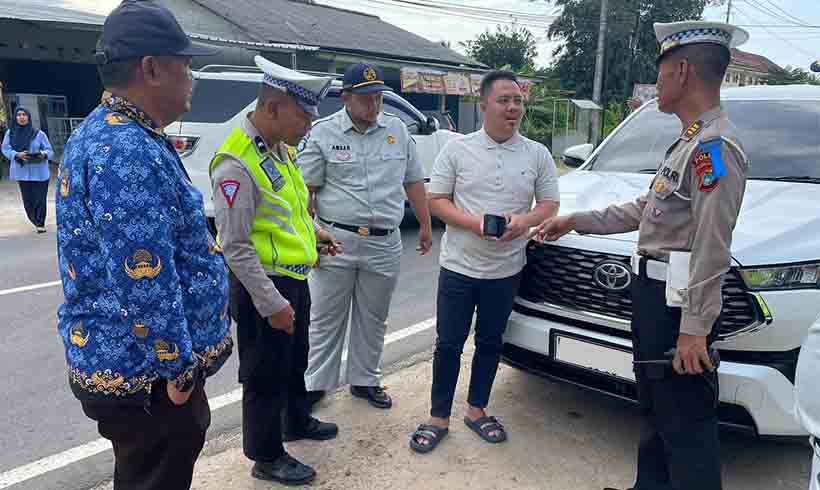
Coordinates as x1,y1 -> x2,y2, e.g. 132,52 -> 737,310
164,66 -> 460,231
503,85 -> 820,438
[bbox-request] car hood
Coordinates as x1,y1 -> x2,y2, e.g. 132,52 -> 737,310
558,170 -> 820,266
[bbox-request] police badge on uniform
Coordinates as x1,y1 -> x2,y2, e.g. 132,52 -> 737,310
261,158 -> 286,192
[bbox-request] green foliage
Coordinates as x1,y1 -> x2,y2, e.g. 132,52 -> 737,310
547,0 -> 720,104
461,25 -> 539,72
764,66 -> 820,86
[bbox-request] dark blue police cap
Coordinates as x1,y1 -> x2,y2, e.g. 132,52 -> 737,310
812,60 -> 820,73
95,0 -> 220,65
343,63 -> 393,94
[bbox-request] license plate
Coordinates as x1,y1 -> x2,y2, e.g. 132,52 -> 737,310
553,334 -> 635,382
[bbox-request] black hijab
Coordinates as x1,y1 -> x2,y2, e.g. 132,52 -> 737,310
9,108 -> 36,152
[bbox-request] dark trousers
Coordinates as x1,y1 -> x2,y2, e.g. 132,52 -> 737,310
230,273 -> 311,462
81,379 -> 210,490
430,267 -> 521,418
631,264 -> 721,490
18,180 -> 48,227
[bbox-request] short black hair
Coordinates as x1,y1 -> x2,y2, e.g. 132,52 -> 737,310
97,59 -> 140,89
667,44 -> 731,86
480,71 -> 519,98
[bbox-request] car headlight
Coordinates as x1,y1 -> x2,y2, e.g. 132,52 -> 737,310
739,263 -> 820,291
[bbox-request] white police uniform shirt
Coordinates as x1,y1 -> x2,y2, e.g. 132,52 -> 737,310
298,108 -> 424,230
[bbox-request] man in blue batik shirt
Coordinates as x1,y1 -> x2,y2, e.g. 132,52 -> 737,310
55,2 -> 232,489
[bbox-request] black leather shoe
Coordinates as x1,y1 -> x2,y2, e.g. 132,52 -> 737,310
351,385 -> 392,409
284,416 -> 338,442
251,454 -> 316,486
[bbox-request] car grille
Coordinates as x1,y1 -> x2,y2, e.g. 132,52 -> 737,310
518,243 -> 760,339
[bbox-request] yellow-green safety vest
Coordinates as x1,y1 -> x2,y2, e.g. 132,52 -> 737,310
210,127 -> 317,280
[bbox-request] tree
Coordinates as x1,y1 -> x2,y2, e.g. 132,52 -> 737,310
764,66 -> 820,86
548,0 -> 723,104
461,25 -> 538,72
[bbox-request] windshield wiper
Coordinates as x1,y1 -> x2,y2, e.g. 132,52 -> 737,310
751,176 -> 820,183
637,168 -> 659,174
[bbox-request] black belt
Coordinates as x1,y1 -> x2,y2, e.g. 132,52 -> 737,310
319,218 -> 394,237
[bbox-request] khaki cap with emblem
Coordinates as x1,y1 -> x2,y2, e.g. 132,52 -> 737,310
254,55 -> 334,117
654,21 -> 749,64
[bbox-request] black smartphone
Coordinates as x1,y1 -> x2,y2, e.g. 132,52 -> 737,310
483,214 -> 507,238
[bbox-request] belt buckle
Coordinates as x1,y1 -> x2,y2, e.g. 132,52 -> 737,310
357,226 -> 371,237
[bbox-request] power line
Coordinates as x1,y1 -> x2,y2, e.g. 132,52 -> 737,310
734,6 -> 820,58
352,0 -> 556,29
759,0 -> 814,27
400,0 -> 555,22
741,0 -> 812,27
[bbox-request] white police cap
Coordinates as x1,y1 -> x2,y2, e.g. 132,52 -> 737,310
654,21 -> 749,63
254,55 -> 333,117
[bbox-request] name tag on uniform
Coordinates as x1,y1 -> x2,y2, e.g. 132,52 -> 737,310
260,158 -> 286,192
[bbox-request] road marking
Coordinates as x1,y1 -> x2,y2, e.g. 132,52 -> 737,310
0,316 -> 437,489
0,281 -> 61,297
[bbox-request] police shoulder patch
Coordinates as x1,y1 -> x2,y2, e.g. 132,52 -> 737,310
219,180 -> 241,208
693,146 -> 719,193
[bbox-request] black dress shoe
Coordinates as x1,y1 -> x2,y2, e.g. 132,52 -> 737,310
251,454 -> 316,486
350,385 -> 392,409
283,416 -> 338,442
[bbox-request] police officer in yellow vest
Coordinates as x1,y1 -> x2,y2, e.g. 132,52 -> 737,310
210,56 -> 341,486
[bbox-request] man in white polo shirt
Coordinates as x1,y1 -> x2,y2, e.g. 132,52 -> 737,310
409,71 -> 560,453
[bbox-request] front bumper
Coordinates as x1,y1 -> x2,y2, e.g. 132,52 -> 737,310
503,310 -> 805,437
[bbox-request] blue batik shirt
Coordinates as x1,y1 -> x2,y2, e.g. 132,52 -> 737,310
56,95 -> 232,404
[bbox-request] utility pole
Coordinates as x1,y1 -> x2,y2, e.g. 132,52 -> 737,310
726,0 -> 732,23
591,0 -> 609,145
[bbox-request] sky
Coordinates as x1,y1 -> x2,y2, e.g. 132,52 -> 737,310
64,0 -> 820,70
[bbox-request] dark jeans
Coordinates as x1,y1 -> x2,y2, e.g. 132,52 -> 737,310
631,260 -> 721,490
430,267 -> 521,419
18,180 -> 48,227
230,273 -> 311,462
81,378 -> 210,490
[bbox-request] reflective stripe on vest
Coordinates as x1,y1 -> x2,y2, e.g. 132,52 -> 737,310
210,127 -> 317,280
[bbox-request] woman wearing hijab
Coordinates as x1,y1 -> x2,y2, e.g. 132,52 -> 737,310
2,108 -> 54,233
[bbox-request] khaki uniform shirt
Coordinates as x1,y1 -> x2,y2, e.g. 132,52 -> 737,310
573,107 -> 748,336
211,115 -> 293,319
298,109 -> 424,230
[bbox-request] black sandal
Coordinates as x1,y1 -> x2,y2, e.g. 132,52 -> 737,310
409,424 -> 449,454
464,416 -> 507,443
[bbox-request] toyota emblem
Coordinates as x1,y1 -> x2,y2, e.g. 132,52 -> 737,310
593,261 -> 632,291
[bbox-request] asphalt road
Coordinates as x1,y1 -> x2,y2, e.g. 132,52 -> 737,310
0,225 -> 812,490
0,226 -> 444,490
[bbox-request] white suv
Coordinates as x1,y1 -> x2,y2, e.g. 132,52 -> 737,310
165,66 -> 460,229
503,85 -> 820,438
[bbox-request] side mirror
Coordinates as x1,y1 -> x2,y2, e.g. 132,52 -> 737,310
562,143 -> 594,168
425,116 -> 439,133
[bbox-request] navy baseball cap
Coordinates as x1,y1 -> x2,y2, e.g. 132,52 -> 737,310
812,60 -> 820,73
95,0 -> 220,65
343,64 -> 393,94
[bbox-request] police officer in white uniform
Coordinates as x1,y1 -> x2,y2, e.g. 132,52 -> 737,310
795,60 -> 820,490
299,63 -> 433,409
534,21 -> 750,490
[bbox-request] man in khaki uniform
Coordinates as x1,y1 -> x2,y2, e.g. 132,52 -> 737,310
534,21 -> 749,490
210,56 -> 341,486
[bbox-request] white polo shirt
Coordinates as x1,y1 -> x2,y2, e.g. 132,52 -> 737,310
429,128 -> 559,280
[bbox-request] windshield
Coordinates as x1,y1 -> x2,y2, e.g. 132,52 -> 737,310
590,99 -> 820,180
